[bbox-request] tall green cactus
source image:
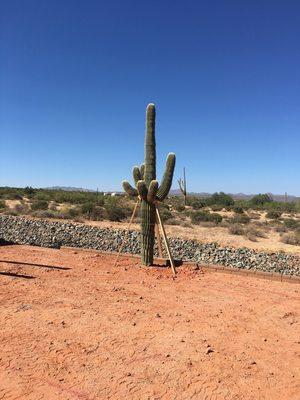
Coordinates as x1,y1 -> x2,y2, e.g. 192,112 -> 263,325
122,103 -> 176,265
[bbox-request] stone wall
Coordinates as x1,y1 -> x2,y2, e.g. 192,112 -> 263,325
0,215 -> 299,276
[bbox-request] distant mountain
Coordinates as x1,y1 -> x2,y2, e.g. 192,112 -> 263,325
44,186 -> 96,192
170,190 -> 299,202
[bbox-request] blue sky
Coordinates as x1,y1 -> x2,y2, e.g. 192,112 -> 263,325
1,1 -> 299,195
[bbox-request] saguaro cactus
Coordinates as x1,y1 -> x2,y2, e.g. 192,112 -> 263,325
122,103 -> 176,265
178,167 -> 187,205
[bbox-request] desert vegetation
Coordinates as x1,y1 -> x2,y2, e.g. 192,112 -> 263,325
1,186 -> 300,250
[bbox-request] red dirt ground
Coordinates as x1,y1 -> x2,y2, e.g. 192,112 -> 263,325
0,245 -> 299,400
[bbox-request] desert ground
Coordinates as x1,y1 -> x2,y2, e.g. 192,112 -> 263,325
1,245 -> 299,400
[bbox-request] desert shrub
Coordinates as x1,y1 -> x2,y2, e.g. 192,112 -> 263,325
49,202 -> 58,211
190,200 -> 205,210
210,204 -> 223,212
81,202 -> 95,215
52,190 -> 103,205
34,192 -> 52,201
190,211 -> 209,224
31,210 -> 57,219
103,203 -> 126,221
210,213 -> 223,224
181,221 -> 192,228
228,224 -> 244,235
244,226 -> 266,239
4,210 -> 18,216
31,200 -> 48,211
210,192 -> 234,207
67,207 -> 81,218
266,210 -> 282,219
281,233 -> 300,246
158,208 -> 173,222
229,214 -> 250,224
9,194 -> 23,200
247,211 -> 261,220
174,204 -> 185,212
81,202 -> 105,220
0,200 -> 6,209
190,211 -> 222,225
250,193 -> 273,207
13,203 -> 29,214
159,202 -> 170,210
24,186 -> 35,196
166,218 -> 180,225
233,205 -> 244,214
283,218 -> 299,230
274,224 -> 287,233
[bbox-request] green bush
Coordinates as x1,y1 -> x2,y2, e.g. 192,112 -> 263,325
104,205 -> 126,221
31,210 -> 57,219
190,211 -> 222,225
233,205 -> 244,214
250,193 -> 273,206
67,207 -> 80,218
229,214 -> 250,224
159,208 -> 173,222
81,202 -> 95,215
81,202 -> 105,220
266,210 -> 282,219
283,218 -> 299,230
281,232 -> 300,246
0,200 -> 6,209
228,223 -> 244,235
14,203 -> 29,214
210,192 -> 234,206
24,186 -> 35,196
31,200 -> 48,211
190,200 -> 205,209
174,204 -> 185,212
210,204 -> 223,212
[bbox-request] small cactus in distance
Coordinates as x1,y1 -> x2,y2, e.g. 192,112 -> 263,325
178,167 -> 187,205
122,103 -> 176,266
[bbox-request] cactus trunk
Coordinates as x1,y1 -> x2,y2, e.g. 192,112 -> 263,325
140,200 -> 156,265
122,103 -> 176,266
140,104 -> 156,265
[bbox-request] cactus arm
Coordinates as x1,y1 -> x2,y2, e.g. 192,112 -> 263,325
137,180 -> 148,201
133,166 -> 141,186
144,104 -> 156,185
122,181 -> 138,197
147,180 -> 159,203
140,163 -> 145,179
156,153 -> 176,201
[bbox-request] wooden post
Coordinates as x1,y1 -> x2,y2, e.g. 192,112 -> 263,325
114,200 -> 140,267
155,217 -> 164,259
155,207 -> 176,276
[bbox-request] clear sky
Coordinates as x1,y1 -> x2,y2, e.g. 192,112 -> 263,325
1,1 -> 299,195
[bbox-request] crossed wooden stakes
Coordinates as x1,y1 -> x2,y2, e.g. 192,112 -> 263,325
114,198 -> 177,276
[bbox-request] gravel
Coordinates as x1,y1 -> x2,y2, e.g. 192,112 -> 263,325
0,215 -> 299,276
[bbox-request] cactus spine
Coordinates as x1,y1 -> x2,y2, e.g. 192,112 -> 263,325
122,104 -> 176,266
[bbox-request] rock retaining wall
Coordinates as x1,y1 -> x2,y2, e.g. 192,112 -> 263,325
0,215 -> 299,276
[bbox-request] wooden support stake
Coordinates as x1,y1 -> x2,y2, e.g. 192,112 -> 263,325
114,200 -> 140,267
155,217 -> 164,259
155,207 -> 177,276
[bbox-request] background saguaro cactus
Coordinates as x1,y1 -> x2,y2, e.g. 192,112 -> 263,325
122,103 -> 176,265
178,167 -> 187,205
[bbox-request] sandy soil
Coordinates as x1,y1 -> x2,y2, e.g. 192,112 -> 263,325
0,245 -> 299,400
